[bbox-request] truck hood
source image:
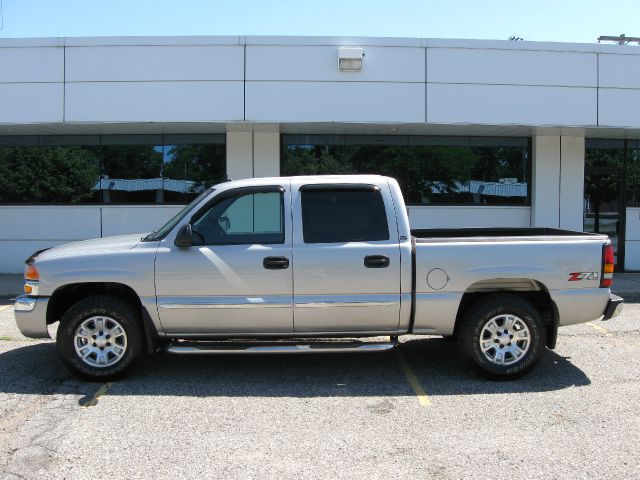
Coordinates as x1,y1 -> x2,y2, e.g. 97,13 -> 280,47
35,234 -> 146,260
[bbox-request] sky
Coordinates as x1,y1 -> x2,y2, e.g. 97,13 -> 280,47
0,0 -> 639,44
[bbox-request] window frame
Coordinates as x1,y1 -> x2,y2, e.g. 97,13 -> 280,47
299,184 -> 390,244
188,185 -> 286,246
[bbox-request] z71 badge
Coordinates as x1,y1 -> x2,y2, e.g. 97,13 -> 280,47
568,272 -> 599,281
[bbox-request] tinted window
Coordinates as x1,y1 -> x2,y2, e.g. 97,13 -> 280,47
192,190 -> 284,245
0,134 -> 225,204
0,144 -> 100,203
282,135 -> 530,206
301,189 -> 389,243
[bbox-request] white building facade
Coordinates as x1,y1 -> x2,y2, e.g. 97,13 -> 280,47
0,35 -> 639,272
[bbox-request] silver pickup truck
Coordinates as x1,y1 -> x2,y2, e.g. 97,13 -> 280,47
15,175 -> 623,381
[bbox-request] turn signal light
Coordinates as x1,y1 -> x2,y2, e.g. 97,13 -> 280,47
25,264 -> 39,281
24,284 -> 33,294
600,243 -> 614,288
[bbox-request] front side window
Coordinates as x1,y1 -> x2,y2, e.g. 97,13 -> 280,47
301,188 -> 389,243
192,190 -> 284,245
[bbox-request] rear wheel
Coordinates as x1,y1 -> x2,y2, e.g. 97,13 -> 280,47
56,295 -> 142,381
457,295 -> 546,380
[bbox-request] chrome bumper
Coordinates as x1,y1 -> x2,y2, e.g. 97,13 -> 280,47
14,296 -> 50,338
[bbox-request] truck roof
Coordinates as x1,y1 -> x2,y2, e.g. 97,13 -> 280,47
219,174 -> 389,189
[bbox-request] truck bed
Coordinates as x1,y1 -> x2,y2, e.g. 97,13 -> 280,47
411,227 -> 606,242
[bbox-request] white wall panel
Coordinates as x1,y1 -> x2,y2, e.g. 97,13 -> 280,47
427,48 -> 596,87
253,132 -> 280,177
66,46 -> 244,82
559,136 -> 585,231
0,83 -> 63,123
0,206 -> 184,272
0,47 -> 63,83
0,240 -> 70,273
226,132 -> 253,179
625,208 -> 640,241
246,82 -> 425,122
65,81 -> 243,122
408,206 -> 531,229
101,206 -> 182,237
246,46 -> 425,82
599,54 -> 640,89
625,208 -> 640,271
0,207 -> 100,240
623,241 -> 640,271
598,88 -> 640,128
531,136 -> 560,228
427,84 -> 597,126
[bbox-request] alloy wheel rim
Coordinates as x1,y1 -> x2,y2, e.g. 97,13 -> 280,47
74,316 -> 128,368
479,314 -> 531,366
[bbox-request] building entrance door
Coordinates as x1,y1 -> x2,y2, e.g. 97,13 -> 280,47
584,169 -> 624,267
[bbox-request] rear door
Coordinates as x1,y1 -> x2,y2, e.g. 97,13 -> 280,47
291,180 -> 401,332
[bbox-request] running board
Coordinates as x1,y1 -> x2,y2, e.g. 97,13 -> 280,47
163,341 -> 397,355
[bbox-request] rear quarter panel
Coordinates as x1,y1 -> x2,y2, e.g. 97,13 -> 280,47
412,238 -> 610,334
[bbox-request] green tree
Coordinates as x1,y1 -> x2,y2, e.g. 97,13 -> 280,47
97,145 -> 162,179
162,144 -> 226,191
0,146 -> 99,203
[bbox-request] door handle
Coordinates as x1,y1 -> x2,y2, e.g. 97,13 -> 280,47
364,255 -> 390,268
263,256 -> 290,270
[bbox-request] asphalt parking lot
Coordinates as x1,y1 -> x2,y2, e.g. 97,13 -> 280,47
0,300 -> 639,480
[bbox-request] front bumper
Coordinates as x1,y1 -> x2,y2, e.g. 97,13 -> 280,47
14,295 -> 50,338
602,293 -> 624,321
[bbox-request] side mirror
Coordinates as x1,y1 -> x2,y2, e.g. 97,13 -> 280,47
174,224 -> 193,248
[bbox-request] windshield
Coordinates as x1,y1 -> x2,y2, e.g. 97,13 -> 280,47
142,188 -> 214,242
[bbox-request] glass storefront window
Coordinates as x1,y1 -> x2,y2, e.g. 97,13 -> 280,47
281,135 -> 530,206
627,141 -> 640,208
0,136 -> 101,204
161,135 -> 226,204
0,134 -> 225,204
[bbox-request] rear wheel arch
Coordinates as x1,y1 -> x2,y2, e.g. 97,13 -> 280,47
453,279 -> 558,349
456,292 -> 548,379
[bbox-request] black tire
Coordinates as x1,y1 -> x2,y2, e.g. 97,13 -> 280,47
56,295 -> 143,381
457,294 -> 547,380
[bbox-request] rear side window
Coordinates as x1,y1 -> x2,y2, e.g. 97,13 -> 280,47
301,188 -> 390,243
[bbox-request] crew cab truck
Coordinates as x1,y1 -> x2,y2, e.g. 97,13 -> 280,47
15,175 -> 623,381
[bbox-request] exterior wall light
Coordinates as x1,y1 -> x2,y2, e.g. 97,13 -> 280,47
338,47 -> 364,72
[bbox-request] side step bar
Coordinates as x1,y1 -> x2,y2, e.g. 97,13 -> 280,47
163,340 -> 398,355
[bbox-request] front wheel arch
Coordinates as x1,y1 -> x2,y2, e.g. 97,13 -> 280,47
47,282 -> 158,355
56,294 -> 143,381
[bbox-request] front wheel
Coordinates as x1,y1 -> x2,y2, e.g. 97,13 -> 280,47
457,295 -> 547,380
56,295 -> 143,381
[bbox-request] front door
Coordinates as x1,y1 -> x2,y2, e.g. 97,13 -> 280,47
291,181 -> 401,333
155,183 -> 293,334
